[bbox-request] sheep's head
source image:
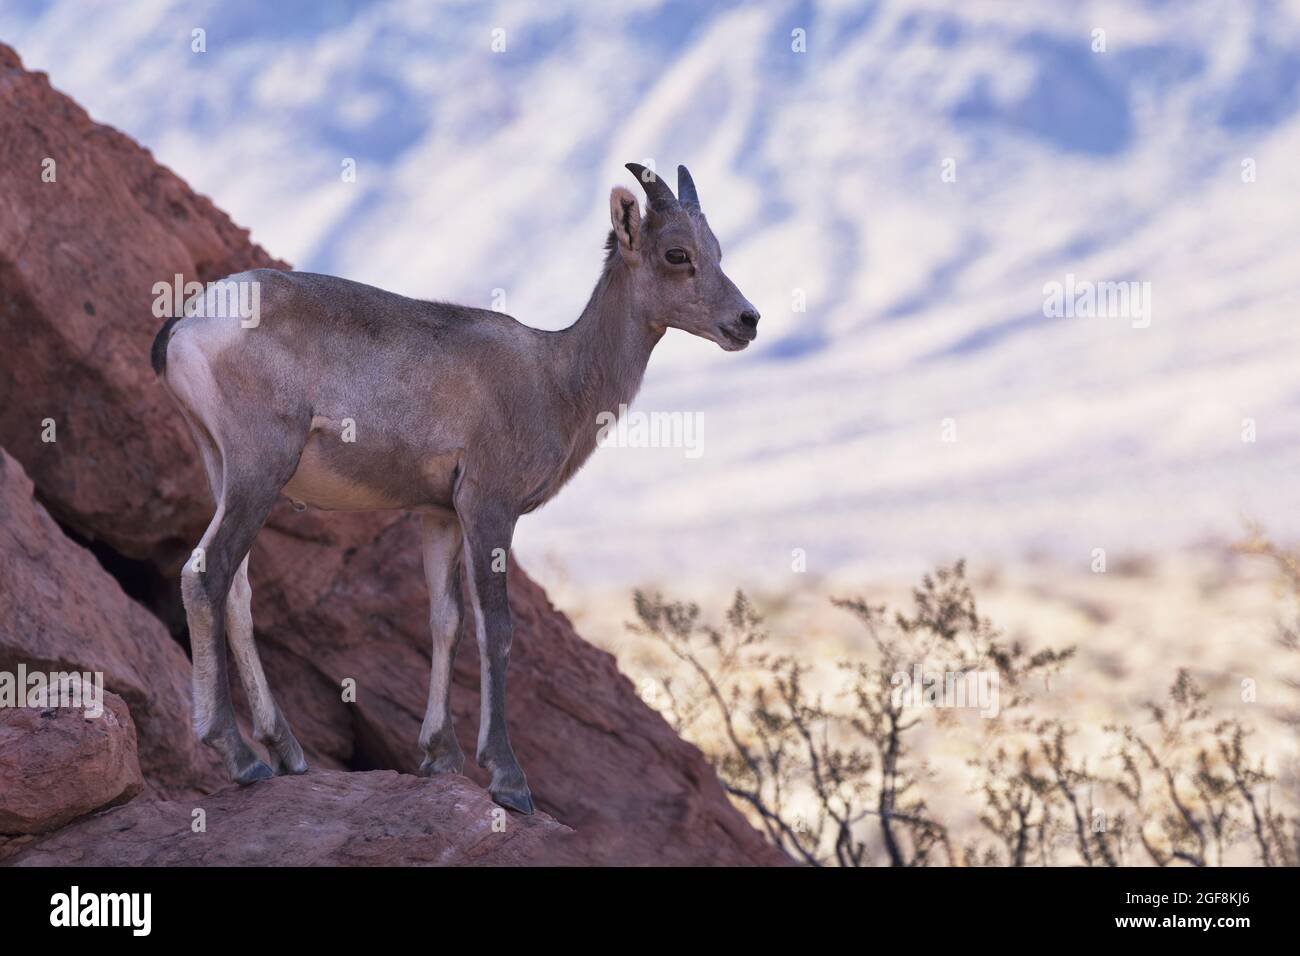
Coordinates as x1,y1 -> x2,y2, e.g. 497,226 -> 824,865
609,163 -> 760,351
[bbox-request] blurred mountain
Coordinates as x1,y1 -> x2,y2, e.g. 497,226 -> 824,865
4,0 -> 1298,586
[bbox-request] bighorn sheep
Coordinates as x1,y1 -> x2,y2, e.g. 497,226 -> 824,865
152,164 -> 760,812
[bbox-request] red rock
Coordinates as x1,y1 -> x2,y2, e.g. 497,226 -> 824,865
253,528 -> 783,863
9,770 -> 568,866
0,449 -> 224,797
0,43 -> 785,865
0,44 -> 286,562
0,690 -> 142,835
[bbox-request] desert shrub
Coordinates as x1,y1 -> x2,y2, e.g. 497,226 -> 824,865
630,560 -> 1298,866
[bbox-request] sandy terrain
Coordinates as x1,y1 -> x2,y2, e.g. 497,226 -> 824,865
536,543 -> 1300,863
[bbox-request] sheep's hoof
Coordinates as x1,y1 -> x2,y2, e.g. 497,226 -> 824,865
268,736 -> 309,775
491,785 -> 535,815
418,751 -> 465,776
273,756 -> 309,776
234,759 -> 275,785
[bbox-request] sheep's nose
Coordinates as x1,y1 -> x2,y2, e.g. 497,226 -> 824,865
739,309 -> 760,330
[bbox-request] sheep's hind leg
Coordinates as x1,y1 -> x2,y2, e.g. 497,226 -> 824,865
183,499 -> 273,785
183,460 -> 292,785
227,555 -> 308,775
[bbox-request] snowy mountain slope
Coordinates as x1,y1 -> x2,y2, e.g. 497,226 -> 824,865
5,0 -> 1299,585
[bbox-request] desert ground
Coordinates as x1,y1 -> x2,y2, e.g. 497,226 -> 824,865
539,541 -> 1300,863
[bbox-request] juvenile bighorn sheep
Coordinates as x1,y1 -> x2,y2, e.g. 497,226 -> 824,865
152,164 -> 760,812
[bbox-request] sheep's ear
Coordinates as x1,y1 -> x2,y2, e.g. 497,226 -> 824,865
609,186 -> 642,260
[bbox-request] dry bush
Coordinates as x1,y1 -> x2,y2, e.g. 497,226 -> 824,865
630,559 -> 1299,866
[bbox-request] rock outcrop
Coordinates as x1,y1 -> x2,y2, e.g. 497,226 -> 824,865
0,450 -> 223,797
0,690 -> 142,836
0,43 -> 784,865
0,43 -> 287,562
10,770 -> 569,866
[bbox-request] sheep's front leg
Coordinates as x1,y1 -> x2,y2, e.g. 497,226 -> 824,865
458,501 -> 532,814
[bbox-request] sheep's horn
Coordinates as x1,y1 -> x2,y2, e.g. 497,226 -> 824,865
625,163 -> 678,212
677,165 -> 700,210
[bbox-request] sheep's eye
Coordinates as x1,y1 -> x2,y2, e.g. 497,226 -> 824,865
665,248 -> 690,265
